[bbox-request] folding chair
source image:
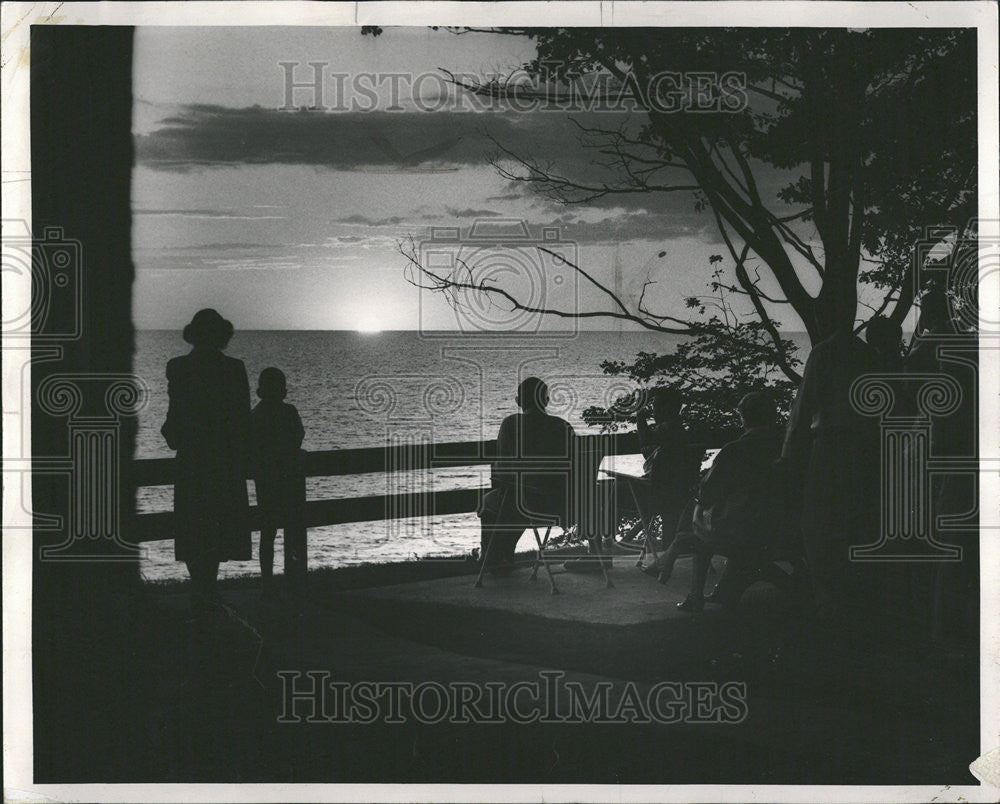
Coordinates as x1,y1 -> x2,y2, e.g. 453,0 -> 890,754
475,447 -> 613,593
623,476 -> 661,569
474,483 -> 566,592
627,443 -> 706,570
527,520 -> 613,593
528,523 -> 561,594
474,511 -> 607,594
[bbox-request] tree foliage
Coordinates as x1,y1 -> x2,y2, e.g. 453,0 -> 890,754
582,255 -> 801,442
388,27 -> 976,435
505,27 -> 976,337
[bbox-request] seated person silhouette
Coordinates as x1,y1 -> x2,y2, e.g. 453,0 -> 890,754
637,387 -> 688,480
618,387 -> 699,578
676,391 -> 786,612
478,377 -> 576,576
251,367 -> 307,605
865,315 -> 904,373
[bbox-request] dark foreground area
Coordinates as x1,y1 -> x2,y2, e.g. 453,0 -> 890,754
34,554 -> 978,785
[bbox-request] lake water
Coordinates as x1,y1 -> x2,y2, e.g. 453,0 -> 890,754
135,330 -> 809,582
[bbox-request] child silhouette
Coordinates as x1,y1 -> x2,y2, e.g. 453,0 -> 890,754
251,367 -> 306,606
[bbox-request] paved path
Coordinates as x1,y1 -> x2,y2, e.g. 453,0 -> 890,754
143,557 -> 977,783
346,554 -> 709,625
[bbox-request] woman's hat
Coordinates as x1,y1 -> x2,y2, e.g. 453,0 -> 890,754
183,308 -> 234,348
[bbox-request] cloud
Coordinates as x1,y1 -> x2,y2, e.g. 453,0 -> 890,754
548,211 -> 713,245
134,103 -> 746,225
443,207 -> 502,218
323,234 -> 402,251
330,205 -> 713,248
139,256 -> 302,272
134,208 -> 287,220
135,104 -> 636,178
486,190 -> 528,202
134,242 -> 291,252
335,214 -> 409,226
138,105 -> 472,171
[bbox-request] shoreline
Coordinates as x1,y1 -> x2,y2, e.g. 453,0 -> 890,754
142,542 -> 599,593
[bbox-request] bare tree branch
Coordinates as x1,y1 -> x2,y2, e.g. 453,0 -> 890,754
398,235 -> 696,334
712,209 -> 803,382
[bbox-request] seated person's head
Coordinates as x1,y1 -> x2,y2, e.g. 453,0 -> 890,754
865,315 -> 903,356
257,367 -> 287,401
650,387 -> 682,422
516,377 -> 549,411
918,288 -> 952,335
737,391 -> 775,430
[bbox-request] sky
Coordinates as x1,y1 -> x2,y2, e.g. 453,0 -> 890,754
132,26 -> 810,332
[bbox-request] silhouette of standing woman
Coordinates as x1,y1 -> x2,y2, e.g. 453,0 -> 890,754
161,309 -> 252,615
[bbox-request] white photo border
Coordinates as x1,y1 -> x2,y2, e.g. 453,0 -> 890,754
2,2 -> 998,802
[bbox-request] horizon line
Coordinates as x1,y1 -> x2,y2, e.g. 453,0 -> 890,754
135,327 -> 815,334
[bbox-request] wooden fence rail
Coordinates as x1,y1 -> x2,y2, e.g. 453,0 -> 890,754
133,432 -> 641,544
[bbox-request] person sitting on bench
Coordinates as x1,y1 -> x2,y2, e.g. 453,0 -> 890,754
676,391 -> 786,612
626,387 -> 700,578
478,377 -> 576,576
